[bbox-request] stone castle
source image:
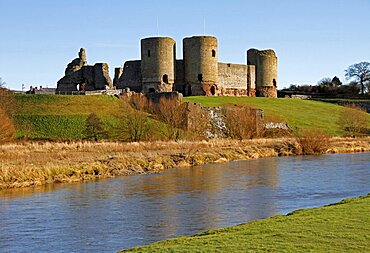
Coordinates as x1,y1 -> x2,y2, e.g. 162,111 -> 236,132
56,36 -> 278,98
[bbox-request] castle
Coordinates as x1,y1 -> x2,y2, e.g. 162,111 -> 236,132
56,36 -> 278,98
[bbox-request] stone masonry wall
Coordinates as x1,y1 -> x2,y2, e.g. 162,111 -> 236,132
116,60 -> 142,92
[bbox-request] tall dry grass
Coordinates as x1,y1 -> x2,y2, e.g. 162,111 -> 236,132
295,129 -> 331,155
1,137 -> 369,189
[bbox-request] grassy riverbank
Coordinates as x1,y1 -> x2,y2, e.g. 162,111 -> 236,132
123,194 -> 370,252
0,137 -> 369,190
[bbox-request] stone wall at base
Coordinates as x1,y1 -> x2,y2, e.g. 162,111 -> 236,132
221,88 -> 256,97
258,86 -> 277,98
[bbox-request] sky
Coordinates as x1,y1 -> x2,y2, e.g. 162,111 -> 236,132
0,0 -> 369,91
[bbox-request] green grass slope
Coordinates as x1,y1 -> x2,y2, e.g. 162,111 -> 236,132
184,96 -> 370,136
123,194 -> 370,252
14,94 -> 121,139
13,95 -> 369,139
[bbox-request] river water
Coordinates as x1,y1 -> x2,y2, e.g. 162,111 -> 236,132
0,153 -> 369,252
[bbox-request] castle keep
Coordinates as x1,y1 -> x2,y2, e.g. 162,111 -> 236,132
57,36 -> 278,98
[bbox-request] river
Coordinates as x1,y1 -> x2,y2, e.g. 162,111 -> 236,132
0,152 -> 369,252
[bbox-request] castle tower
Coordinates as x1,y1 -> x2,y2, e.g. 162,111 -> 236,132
183,36 -> 218,96
141,37 -> 176,93
247,49 -> 278,98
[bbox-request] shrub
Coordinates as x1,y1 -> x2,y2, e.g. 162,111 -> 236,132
295,129 -> 331,155
0,107 -> 15,143
0,87 -> 16,116
338,104 -> 368,136
185,103 -> 211,140
223,105 -> 261,140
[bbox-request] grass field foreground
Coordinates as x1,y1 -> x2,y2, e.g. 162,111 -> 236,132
123,194 -> 370,252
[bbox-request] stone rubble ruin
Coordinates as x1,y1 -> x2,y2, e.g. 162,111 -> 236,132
56,48 -> 113,94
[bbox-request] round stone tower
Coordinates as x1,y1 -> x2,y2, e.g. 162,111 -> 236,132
247,49 -> 278,98
141,37 -> 176,93
183,36 -> 218,96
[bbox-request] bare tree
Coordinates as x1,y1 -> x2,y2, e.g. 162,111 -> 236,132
152,97 -> 187,141
345,62 -> 370,95
120,110 -> 150,142
85,113 -> 108,141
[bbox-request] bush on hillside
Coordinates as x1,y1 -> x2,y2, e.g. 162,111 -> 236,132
223,105 -> 261,140
151,97 -> 187,141
0,88 -> 16,115
0,108 -> 15,143
338,104 -> 368,136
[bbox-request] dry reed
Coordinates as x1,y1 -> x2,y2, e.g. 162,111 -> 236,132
1,137 -> 369,190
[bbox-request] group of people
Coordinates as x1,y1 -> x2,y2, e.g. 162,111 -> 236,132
25,85 -> 43,94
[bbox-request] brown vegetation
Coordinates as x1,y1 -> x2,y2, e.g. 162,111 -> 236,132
150,97 -> 187,140
338,104 -> 368,136
224,105 -> 261,140
0,88 -> 16,143
0,87 -> 16,115
0,137 -> 369,190
0,108 -> 16,143
295,129 -> 331,155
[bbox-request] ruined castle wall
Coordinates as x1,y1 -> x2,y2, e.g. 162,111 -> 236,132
116,60 -> 142,92
216,63 -> 256,97
113,67 -> 123,87
218,63 -> 247,89
174,60 -> 185,93
93,63 -> 113,90
247,49 -> 277,98
183,36 -> 218,96
141,37 -> 175,92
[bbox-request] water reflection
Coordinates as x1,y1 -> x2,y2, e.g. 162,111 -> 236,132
0,153 -> 369,253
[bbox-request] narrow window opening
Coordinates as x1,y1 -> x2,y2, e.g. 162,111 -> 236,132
198,74 -> 203,82
212,49 -> 216,57
227,63 -> 231,67
148,88 -> 155,93
163,74 -> 169,84
187,85 -> 192,96
273,79 -> 277,88
210,85 -> 216,95
147,50 -> 151,57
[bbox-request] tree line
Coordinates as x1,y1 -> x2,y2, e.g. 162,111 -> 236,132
285,61 -> 370,96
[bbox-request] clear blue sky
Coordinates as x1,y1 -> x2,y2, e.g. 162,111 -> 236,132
1,0 -> 369,90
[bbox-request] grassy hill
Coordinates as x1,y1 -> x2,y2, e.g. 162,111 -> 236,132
184,96 -> 370,136
14,94 -> 122,139
12,94 -> 369,139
